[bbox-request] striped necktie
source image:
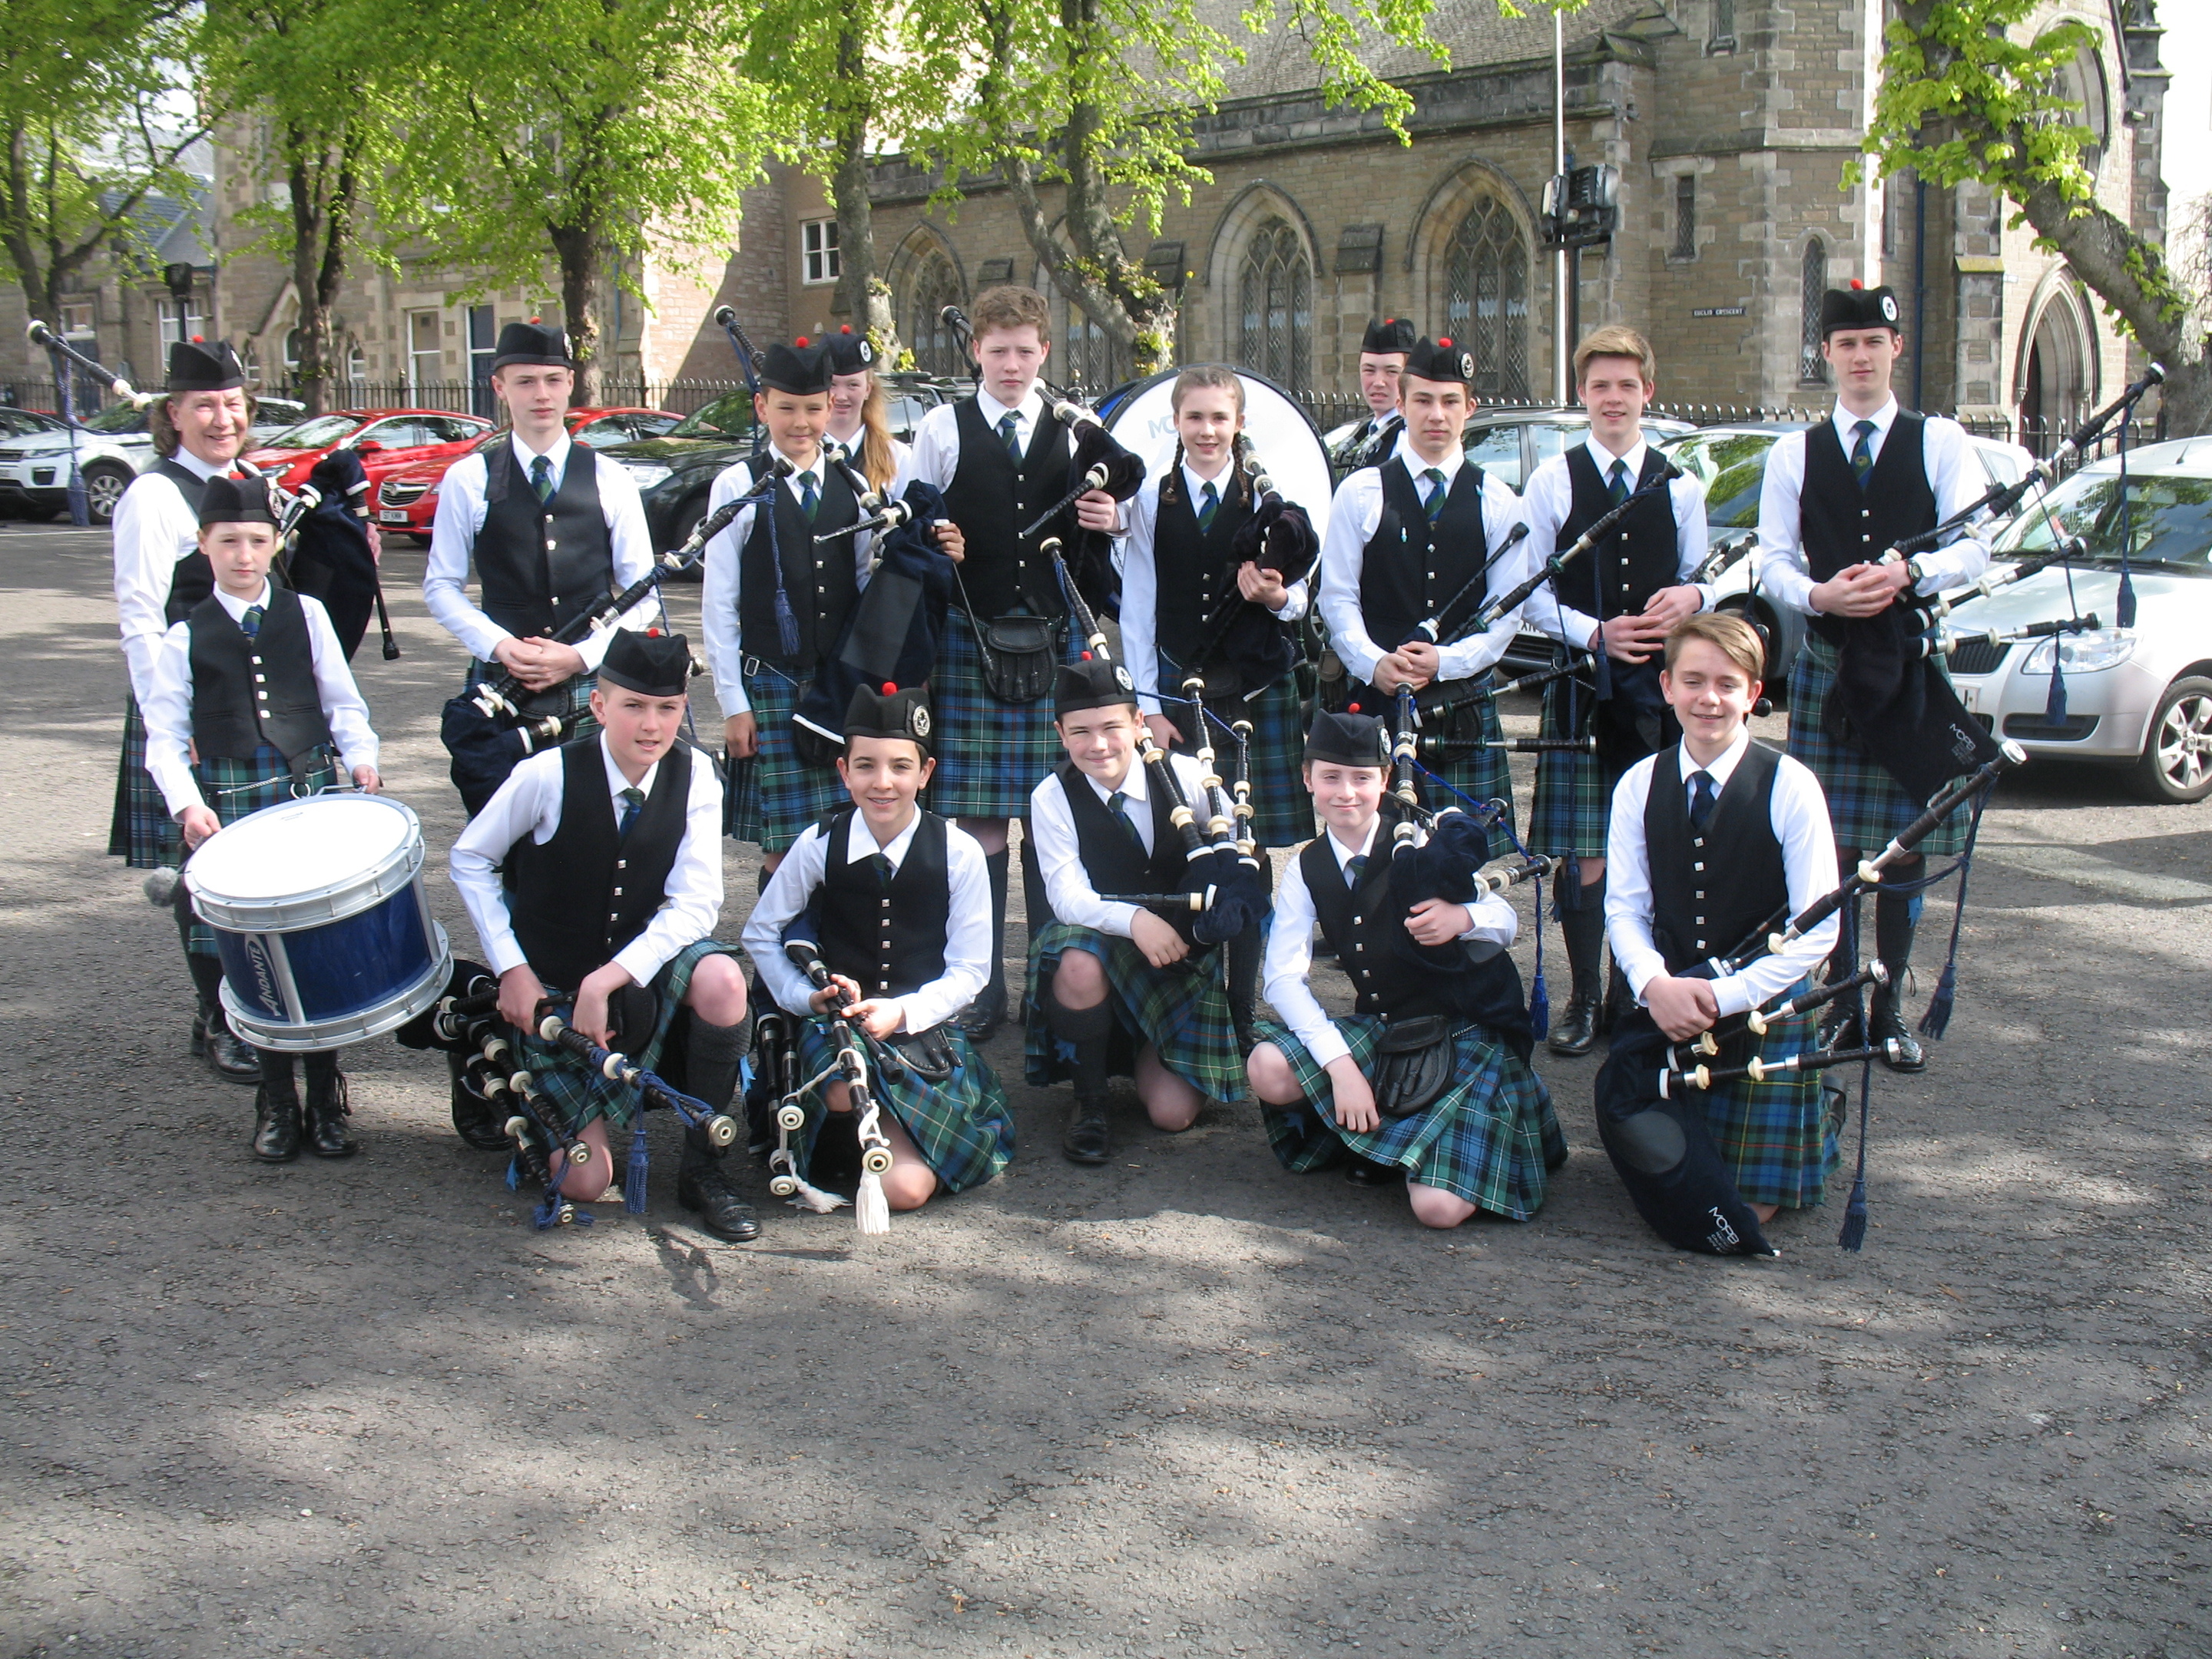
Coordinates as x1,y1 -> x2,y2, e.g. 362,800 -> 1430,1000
239,604 -> 264,637
1421,469 -> 1447,522
1108,790 -> 1147,853
530,453 -> 555,505
1345,852 -> 1368,889
1195,480 -> 1219,532
870,851 -> 896,887
1849,420 -> 1877,488
797,469 -> 819,522
1608,457 -> 1631,505
998,412 -> 1022,462
618,786 -> 645,840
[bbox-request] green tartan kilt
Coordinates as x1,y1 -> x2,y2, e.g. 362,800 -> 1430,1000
1697,999 -> 1837,1210
1528,673 -> 1624,859
728,664 -> 851,853
1155,651 -> 1313,849
516,938 -> 733,1134
110,695 -> 180,870
1254,1014 -> 1566,1221
177,745 -> 343,956
926,609 -> 1086,819
1022,922 -> 1245,1103
1408,685 -> 1515,859
791,1017 -> 1013,1194
1786,634 -> 1969,857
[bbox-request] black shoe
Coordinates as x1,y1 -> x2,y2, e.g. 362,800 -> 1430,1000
953,984 -> 1005,1040
1063,1096 -> 1111,1164
203,1016 -> 263,1084
677,1134 -> 761,1242
1343,1155 -> 1399,1187
1867,992 -> 1927,1074
448,1051 -> 510,1151
1818,1000 -> 1863,1054
252,1083 -> 302,1163
305,1071 -> 358,1158
1548,992 -> 1601,1056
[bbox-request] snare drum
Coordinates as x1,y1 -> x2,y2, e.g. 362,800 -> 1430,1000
188,793 -> 451,1051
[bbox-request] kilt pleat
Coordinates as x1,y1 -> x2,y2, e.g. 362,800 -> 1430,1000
178,745 -> 342,955
1697,1001 -> 1837,1210
1156,652 -> 1313,848
111,696 -> 180,870
518,938 -> 732,1133
1022,922 -> 1244,1103
729,666 -> 850,853
793,1018 -> 1013,1193
1786,635 -> 1969,856
1255,1013 -> 1565,1220
1528,674 -> 1616,859
927,609 -> 1082,819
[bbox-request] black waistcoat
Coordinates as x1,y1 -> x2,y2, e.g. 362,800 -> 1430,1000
738,459 -> 861,668
1300,835 -> 1450,1021
815,809 -> 952,998
473,443 -> 613,641
186,588 -> 333,763
1346,413 -> 1403,472
1051,763 -> 1193,937
1800,413 -> 1936,646
1152,467 -> 1255,661
151,459 -> 230,624
942,399 -> 1071,618
1560,445 -> 1681,623
1360,459 -> 1489,655
503,740 -> 692,992
1642,740 -> 1786,973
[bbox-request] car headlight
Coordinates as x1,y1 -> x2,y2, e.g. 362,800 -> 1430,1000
2021,628 -> 2136,675
622,462 -> 673,488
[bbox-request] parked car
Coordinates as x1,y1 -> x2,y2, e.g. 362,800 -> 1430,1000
248,397 -> 307,442
0,398 -> 161,524
369,406 -> 682,541
243,407 -> 495,495
0,408 -> 77,440
1656,422 -> 2038,690
1941,435 -> 2212,802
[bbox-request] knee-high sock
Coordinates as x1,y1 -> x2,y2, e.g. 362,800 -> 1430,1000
1017,827 -> 1046,944
1046,983 -> 1114,1101
685,1016 -> 749,1114
186,952 -> 226,1025
1874,886 -> 1916,994
982,847 -> 1012,1007
172,876 -> 208,989
1554,866 -> 1606,1000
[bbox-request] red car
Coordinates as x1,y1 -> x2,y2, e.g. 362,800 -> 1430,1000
243,408 -> 497,495
369,407 -> 679,542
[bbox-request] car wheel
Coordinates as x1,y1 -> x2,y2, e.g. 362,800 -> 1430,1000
81,463 -> 134,525
2132,675 -> 2212,803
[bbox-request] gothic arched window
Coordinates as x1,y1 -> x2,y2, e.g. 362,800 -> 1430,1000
1799,239 -> 1828,383
1442,197 -> 1531,402
1237,217 -> 1312,392
906,251 -> 964,377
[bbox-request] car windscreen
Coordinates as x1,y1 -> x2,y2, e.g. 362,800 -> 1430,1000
667,392 -> 755,439
1661,431 -> 1777,529
261,414 -> 362,450
82,402 -> 149,435
1994,471 -> 2212,569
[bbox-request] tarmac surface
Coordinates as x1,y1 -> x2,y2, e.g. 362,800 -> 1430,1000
1,522 -> 2207,1658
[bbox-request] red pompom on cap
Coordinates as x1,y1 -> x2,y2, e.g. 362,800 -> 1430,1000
1436,336 -> 1452,349
529,314 -> 541,323
1080,650 -> 1093,661
646,627 -> 664,637
881,681 -> 897,695
1849,279 -> 1864,290
796,335 -> 810,347
840,324 -> 853,334
191,334 -> 204,343
1348,701 -> 1363,714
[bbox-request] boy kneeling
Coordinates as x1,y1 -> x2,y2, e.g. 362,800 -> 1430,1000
1025,657 -> 1247,1164
449,630 -> 757,1240
1246,712 -> 1565,1227
742,686 -> 1015,1209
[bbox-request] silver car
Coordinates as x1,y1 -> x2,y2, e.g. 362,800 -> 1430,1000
1940,436 -> 2212,802
0,399 -> 158,525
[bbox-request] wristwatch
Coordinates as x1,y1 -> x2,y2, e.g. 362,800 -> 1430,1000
1903,554 -> 1929,587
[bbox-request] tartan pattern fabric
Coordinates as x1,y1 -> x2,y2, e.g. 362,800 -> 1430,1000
1255,1013 -> 1566,1220
1022,922 -> 1244,1103
179,745 -> 343,955
109,695 -> 180,869
928,608 -> 1082,818
728,666 -> 850,853
464,658 -> 601,750
1416,690 -> 1516,859
1528,674 -> 1614,859
1786,634 -> 1969,857
516,938 -> 730,1134
792,1017 -> 1014,1194
1696,1001 -> 1837,1210
1157,651 -> 1313,848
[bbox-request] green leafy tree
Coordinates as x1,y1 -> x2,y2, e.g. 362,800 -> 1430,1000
376,0 -> 780,401
1859,0 -> 2206,432
0,0 -> 206,331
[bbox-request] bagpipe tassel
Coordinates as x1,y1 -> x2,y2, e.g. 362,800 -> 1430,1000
2045,651 -> 2068,726
1836,1057 -> 1874,1253
1918,959 -> 1959,1041
624,1118 -> 650,1216
1527,962 -> 1551,1046
855,1169 -> 891,1237
785,1174 -> 849,1214
773,585 -> 802,661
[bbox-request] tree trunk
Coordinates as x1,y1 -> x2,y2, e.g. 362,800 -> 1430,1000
550,224 -> 604,404
828,15 -> 900,359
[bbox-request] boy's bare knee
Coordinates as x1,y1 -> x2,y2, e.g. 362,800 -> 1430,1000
1246,1043 -> 1298,1104
686,955 -> 748,1026
1408,1185 -> 1475,1230
884,1166 -> 938,1210
1053,949 -> 1108,1005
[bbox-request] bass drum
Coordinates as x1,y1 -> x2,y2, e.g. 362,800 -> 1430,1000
1100,368 -> 1334,529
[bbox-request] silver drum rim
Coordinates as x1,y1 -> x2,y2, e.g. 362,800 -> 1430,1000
221,922 -> 451,1051
189,795 -> 426,932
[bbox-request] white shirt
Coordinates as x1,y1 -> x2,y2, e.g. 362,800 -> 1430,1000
1753,398 -> 1992,616
1518,435 -> 1713,649
422,430 -> 657,666
1344,410 -> 1403,456
111,449 -> 258,707
1116,463 -> 1310,714
449,733 -> 726,986
142,581 -> 379,817
1316,447 -> 1532,687
1261,816 -> 1519,1069
1028,750 -> 1213,938
826,431 -> 911,488
902,387 -> 1078,492
743,810 -> 992,1035
700,445 -> 879,714
1604,728 -> 1840,1016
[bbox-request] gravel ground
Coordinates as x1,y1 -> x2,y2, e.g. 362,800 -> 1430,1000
1,522 -> 2207,1659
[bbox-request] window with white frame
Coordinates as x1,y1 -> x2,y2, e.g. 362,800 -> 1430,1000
803,219 -> 841,286
156,296 -> 207,344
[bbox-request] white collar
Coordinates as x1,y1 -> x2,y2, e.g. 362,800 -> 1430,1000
1182,459 -> 1233,504
975,387 -> 1044,428
768,442 -> 823,482
1583,432 -> 1648,478
844,806 -> 922,866
212,580 -> 274,621
598,733 -> 661,803
172,446 -> 237,482
1396,442 -> 1463,485
510,429 -> 573,475
1830,397 -> 1899,443
1323,816 -> 1382,868
1676,727 -> 1753,789
1084,760 -> 1145,806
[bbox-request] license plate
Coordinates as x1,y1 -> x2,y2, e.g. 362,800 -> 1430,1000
378,509 -> 411,523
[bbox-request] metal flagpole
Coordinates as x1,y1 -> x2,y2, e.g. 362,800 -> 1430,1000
1553,8 -> 1570,405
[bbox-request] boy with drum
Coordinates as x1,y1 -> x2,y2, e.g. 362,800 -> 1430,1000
141,476 -> 382,1162
449,630 -> 759,1242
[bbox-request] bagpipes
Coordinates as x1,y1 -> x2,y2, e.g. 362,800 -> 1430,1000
275,447 -> 400,663
772,939 -> 898,1237
1690,531 -> 1757,587
25,318 -> 135,399
1593,741 -> 2027,1259
1170,437 -> 1322,707
439,477 -> 778,815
